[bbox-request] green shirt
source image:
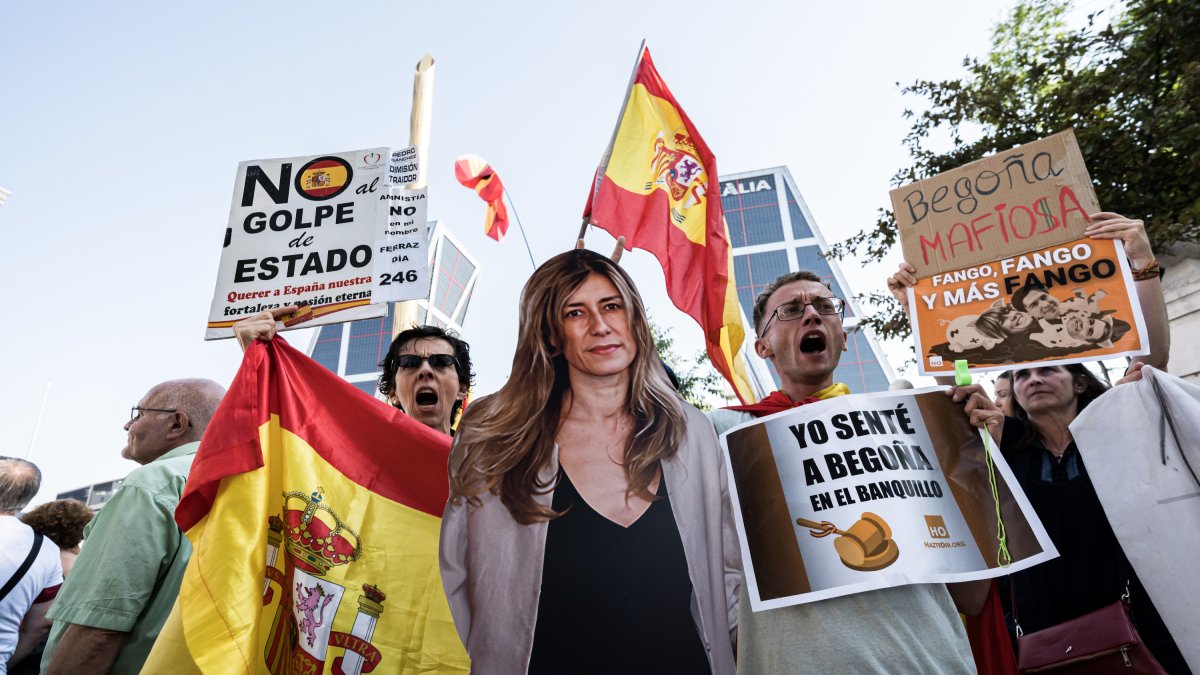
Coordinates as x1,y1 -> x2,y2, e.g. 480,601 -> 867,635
43,442 -> 198,675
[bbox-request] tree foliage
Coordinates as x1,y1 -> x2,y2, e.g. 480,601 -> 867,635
649,319 -> 730,411
831,0 -> 1200,340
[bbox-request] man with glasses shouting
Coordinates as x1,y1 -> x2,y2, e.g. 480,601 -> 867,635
235,309 -> 473,436
43,379 -> 225,675
708,271 -> 977,674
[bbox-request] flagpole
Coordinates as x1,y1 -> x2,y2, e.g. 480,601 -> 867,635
26,382 -> 51,460
503,189 -> 537,270
393,53 -> 436,336
579,39 -> 647,245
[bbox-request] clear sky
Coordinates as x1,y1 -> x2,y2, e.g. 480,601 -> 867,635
1,0 -> 1026,504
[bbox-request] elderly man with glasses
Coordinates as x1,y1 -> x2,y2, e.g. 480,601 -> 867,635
42,379 -> 225,675
708,271 -> 978,674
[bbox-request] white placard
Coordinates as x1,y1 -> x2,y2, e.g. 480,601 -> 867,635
206,148 -> 389,340
371,186 -> 431,303
722,388 -> 1057,611
389,145 -> 420,186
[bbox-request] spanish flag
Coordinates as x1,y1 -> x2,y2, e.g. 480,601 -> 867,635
143,338 -> 468,674
584,45 -> 756,404
454,154 -> 509,241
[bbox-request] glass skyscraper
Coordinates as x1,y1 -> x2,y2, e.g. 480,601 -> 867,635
306,221 -> 480,397
721,167 -> 893,393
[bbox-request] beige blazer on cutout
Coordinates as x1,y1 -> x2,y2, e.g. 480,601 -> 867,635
439,403 -> 741,674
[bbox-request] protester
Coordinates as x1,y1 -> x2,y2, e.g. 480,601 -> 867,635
888,209 -> 1184,668
42,379 -> 225,675
234,310 -> 474,435
10,500 -> 92,675
973,365 -> 1190,673
377,325 -> 473,434
992,371 -> 1014,417
0,458 -> 61,674
19,500 -> 93,578
440,248 -> 739,674
708,270 -> 983,674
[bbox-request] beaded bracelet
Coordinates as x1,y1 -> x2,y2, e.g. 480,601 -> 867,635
1131,258 -> 1161,281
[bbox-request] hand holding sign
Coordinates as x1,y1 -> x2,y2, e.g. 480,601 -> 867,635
1085,212 -> 1155,270
886,262 -> 919,314
233,305 -> 299,352
947,384 -> 1004,443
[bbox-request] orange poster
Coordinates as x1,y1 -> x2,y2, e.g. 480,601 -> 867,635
909,236 -> 1148,375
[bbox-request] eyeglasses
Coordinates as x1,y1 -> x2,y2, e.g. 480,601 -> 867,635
396,354 -> 458,370
129,407 -> 179,422
762,297 -> 845,334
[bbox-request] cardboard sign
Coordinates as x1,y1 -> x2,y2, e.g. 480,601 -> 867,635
206,148 -> 389,340
892,129 -> 1099,279
722,389 -> 1056,611
908,237 -> 1149,375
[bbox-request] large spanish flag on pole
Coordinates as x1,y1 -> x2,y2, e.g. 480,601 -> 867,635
583,44 -> 756,404
143,338 -> 468,674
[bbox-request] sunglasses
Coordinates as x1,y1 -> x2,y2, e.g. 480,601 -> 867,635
396,354 -> 458,370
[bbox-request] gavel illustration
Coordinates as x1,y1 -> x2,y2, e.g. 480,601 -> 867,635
796,512 -> 900,571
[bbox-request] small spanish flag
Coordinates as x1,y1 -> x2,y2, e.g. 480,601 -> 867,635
454,154 -> 509,241
584,45 -> 756,404
142,338 -> 468,674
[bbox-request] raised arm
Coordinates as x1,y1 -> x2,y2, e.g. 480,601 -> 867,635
885,262 -> 919,319
232,305 -> 299,352
887,263 -> 958,386
1086,212 -> 1169,371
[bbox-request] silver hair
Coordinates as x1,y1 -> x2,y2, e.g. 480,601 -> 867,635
0,457 -> 42,513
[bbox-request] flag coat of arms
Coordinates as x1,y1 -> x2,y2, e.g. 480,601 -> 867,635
584,45 -> 755,404
143,338 -> 468,674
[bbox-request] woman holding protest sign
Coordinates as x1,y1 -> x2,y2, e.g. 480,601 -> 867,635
889,212 -> 1187,671
982,365 -> 1189,673
440,248 -> 739,674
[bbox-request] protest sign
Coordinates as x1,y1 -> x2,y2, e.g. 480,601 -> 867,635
206,148 -> 389,339
722,388 -> 1056,611
891,129 -> 1099,279
908,237 -> 1148,375
206,147 -> 438,340
389,145 -> 420,186
372,186 -> 432,303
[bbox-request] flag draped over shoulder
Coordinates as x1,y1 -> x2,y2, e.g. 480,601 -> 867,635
143,338 -> 468,674
454,154 -> 509,241
583,45 -> 755,404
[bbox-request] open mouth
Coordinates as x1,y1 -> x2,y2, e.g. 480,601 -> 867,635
414,388 -> 439,408
800,332 -> 827,354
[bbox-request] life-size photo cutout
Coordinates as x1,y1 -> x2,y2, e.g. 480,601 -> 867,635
722,389 -> 1057,611
890,129 -> 1148,375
